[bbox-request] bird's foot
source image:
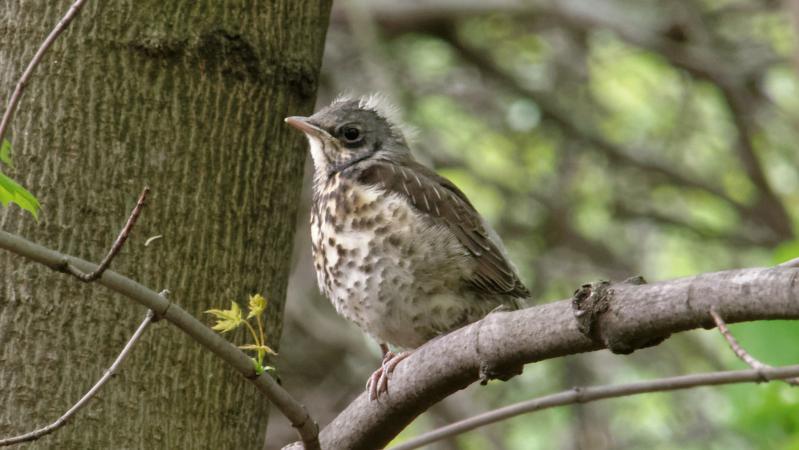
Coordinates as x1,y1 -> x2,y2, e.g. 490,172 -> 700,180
366,350 -> 412,401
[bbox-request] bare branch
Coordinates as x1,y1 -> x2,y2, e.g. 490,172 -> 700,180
0,231 -> 320,450
716,86 -> 793,239
63,187 -> 150,282
0,0 -> 90,144
0,310 -> 155,447
297,264 -> 799,449
779,256 -> 799,268
388,364 -> 799,450
710,306 -> 799,385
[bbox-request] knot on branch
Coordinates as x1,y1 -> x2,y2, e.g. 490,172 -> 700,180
478,360 -> 523,386
572,277 -> 669,354
572,280 -> 612,338
476,308 -> 524,385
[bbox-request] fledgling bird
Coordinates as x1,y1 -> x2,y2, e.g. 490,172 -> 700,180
286,95 -> 529,399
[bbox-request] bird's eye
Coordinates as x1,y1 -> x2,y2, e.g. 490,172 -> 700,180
340,125 -> 363,144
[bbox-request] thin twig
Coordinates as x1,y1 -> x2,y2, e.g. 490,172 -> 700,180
709,306 -> 799,385
144,235 -> 163,247
388,364 -> 799,450
779,256 -> 799,268
65,187 -> 149,282
0,0 -> 90,144
0,310 -> 155,447
0,230 -> 320,450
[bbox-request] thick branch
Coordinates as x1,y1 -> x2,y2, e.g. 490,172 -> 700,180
0,231 -> 320,450
304,266 -> 799,449
0,310 -> 155,446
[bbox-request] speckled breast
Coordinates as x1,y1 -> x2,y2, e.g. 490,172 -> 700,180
310,172 -> 487,349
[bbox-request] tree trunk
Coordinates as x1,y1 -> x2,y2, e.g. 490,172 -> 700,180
0,1 -> 330,448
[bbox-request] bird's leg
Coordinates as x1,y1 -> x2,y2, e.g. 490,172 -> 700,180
366,344 -> 413,400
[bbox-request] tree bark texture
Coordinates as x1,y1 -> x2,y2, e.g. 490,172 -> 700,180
0,1 -> 331,449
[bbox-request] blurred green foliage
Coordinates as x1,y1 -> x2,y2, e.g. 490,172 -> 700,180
304,0 -> 799,450
315,1 -> 799,448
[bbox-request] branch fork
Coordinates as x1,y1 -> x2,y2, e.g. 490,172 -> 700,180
60,187 -> 150,282
710,306 -> 799,386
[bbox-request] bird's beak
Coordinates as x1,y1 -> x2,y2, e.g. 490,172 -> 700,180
285,116 -> 325,137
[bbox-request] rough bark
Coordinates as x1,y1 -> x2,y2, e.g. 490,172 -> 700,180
303,266 -> 799,450
0,1 -> 331,449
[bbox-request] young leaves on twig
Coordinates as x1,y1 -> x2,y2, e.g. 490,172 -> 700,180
206,294 -> 276,374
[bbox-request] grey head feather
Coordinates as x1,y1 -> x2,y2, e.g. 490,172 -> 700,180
302,96 -> 413,178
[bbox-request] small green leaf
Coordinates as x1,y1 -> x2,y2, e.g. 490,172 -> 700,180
0,139 -> 11,167
204,301 -> 244,333
247,293 -> 267,319
0,170 -> 40,220
252,358 -> 265,376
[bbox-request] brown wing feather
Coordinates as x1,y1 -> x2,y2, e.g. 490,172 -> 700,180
357,161 -> 530,299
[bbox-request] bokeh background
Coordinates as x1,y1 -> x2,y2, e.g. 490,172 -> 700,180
269,1 -> 799,448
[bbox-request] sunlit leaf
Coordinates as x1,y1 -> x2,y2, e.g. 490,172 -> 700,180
0,170 -> 40,220
247,293 -> 267,319
204,301 -> 243,333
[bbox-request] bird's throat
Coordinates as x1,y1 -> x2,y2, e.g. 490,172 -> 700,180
328,152 -> 373,177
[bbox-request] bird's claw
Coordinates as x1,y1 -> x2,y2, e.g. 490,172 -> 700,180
366,351 -> 412,401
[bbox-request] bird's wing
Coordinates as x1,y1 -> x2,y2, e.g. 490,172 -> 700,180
357,160 -> 530,299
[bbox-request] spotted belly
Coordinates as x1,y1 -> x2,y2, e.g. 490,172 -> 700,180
310,176 -> 496,349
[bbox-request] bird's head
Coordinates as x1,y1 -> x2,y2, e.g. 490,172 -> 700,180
285,95 -> 411,176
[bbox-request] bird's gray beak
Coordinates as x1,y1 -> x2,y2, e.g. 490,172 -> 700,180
285,116 -> 325,137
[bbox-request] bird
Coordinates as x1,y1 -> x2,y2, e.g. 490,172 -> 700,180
285,95 -> 529,399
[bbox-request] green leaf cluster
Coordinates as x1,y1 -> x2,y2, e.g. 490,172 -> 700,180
206,294 -> 276,374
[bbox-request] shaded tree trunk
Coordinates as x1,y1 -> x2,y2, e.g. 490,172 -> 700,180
0,1 -> 330,448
